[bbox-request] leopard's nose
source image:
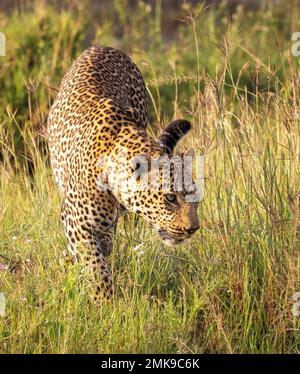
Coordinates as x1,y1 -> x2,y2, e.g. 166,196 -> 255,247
183,225 -> 199,235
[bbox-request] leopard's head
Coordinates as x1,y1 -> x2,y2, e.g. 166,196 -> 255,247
118,120 -> 200,245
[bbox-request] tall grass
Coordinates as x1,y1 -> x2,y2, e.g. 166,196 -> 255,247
0,0 -> 299,353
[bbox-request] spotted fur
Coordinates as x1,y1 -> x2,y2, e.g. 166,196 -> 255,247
47,46 -> 199,301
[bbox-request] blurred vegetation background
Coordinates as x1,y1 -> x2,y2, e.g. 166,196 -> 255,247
0,0 -> 299,167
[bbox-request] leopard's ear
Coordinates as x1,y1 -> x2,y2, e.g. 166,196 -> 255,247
158,120 -> 191,154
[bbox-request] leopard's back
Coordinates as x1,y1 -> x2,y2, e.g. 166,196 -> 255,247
47,46 -> 148,191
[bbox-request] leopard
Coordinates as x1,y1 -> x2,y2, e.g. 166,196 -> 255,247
47,46 -> 200,301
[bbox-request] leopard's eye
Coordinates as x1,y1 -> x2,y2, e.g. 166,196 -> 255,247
164,193 -> 177,204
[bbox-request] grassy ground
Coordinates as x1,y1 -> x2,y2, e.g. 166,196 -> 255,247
0,0 -> 299,353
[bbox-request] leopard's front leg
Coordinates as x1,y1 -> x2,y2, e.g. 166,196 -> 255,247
61,182 -> 118,301
83,231 -> 114,301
